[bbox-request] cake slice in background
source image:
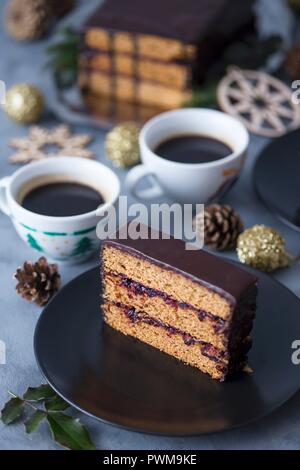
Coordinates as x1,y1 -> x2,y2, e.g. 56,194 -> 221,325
79,0 -> 255,120
101,224 -> 258,381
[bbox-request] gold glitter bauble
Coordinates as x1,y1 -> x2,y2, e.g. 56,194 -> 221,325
237,225 -> 291,272
4,84 -> 44,124
105,122 -> 140,167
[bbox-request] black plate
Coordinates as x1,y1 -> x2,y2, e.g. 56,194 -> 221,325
254,128 -> 300,231
48,87 -> 160,131
34,265 -> 300,435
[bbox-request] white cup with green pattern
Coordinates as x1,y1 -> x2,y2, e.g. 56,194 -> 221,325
0,157 -> 120,263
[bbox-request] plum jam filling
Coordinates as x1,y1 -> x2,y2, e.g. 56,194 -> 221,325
113,301 -> 226,363
111,273 -> 227,333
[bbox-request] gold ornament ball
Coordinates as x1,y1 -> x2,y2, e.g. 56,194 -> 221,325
105,122 -> 140,167
4,84 -> 44,124
237,224 -> 291,272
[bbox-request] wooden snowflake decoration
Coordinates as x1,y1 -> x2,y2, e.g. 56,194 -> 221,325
217,68 -> 300,137
9,125 -> 94,164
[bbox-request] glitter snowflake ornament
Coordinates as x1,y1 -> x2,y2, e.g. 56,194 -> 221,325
9,125 -> 94,164
217,67 -> 300,137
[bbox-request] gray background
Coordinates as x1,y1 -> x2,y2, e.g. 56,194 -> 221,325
1,0 -> 300,450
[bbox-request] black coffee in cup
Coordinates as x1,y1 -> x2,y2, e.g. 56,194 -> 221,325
154,135 -> 232,164
19,176 -> 104,217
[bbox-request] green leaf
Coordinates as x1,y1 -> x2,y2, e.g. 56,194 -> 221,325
45,26 -> 79,90
185,82 -> 218,108
1,397 -> 24,424
47,413 -> 96,450
23,385 -> 56,402
45,396 -> 70,412
58,26 -> 78,40
25,410 -> 46,434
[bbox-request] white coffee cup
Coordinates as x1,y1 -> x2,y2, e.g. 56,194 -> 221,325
0,157 -> 120,263
126,108 -> 249,203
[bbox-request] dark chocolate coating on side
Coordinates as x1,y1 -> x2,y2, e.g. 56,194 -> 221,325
102,223 -> 257,305
84,0 -> 254,44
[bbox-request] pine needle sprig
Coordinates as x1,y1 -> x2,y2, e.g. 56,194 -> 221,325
46,27 -> 80,90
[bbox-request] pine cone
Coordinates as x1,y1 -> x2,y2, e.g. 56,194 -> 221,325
14,257 -> 61,306
6,0 -> 52,42
284,44 -> 300,80
203,204 -> 244,251
48,0 -> 75,17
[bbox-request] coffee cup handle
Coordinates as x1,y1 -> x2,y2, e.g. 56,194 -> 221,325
0,177 -> 11,216
126,164 -> 164,199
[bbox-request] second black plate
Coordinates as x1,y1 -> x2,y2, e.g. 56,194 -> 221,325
34,265 -> 300,435
254,128 -> 300,231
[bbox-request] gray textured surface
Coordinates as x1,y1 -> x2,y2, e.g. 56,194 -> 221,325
0,0 -> 300,450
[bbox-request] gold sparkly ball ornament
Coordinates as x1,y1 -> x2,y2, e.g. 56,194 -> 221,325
4,84 -> 44,124
105,122 -> 140,167
237,225 -> 291,272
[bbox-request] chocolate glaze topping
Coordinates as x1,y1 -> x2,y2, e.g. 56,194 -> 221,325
103,223 -> 257,305
84,0 -> 254,44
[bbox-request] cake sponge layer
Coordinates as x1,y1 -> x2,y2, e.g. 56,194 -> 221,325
79,70 -> 190,108
103,302 -> 227,381
80,53 -> 189,89
102,245 -> 232,319
82,92 -> 161,123
103,271 -> 227,350
84,29 -> 196,62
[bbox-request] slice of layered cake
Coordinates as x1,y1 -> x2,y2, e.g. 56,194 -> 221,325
101,225 -> 257,381
80,0 -> 254,120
